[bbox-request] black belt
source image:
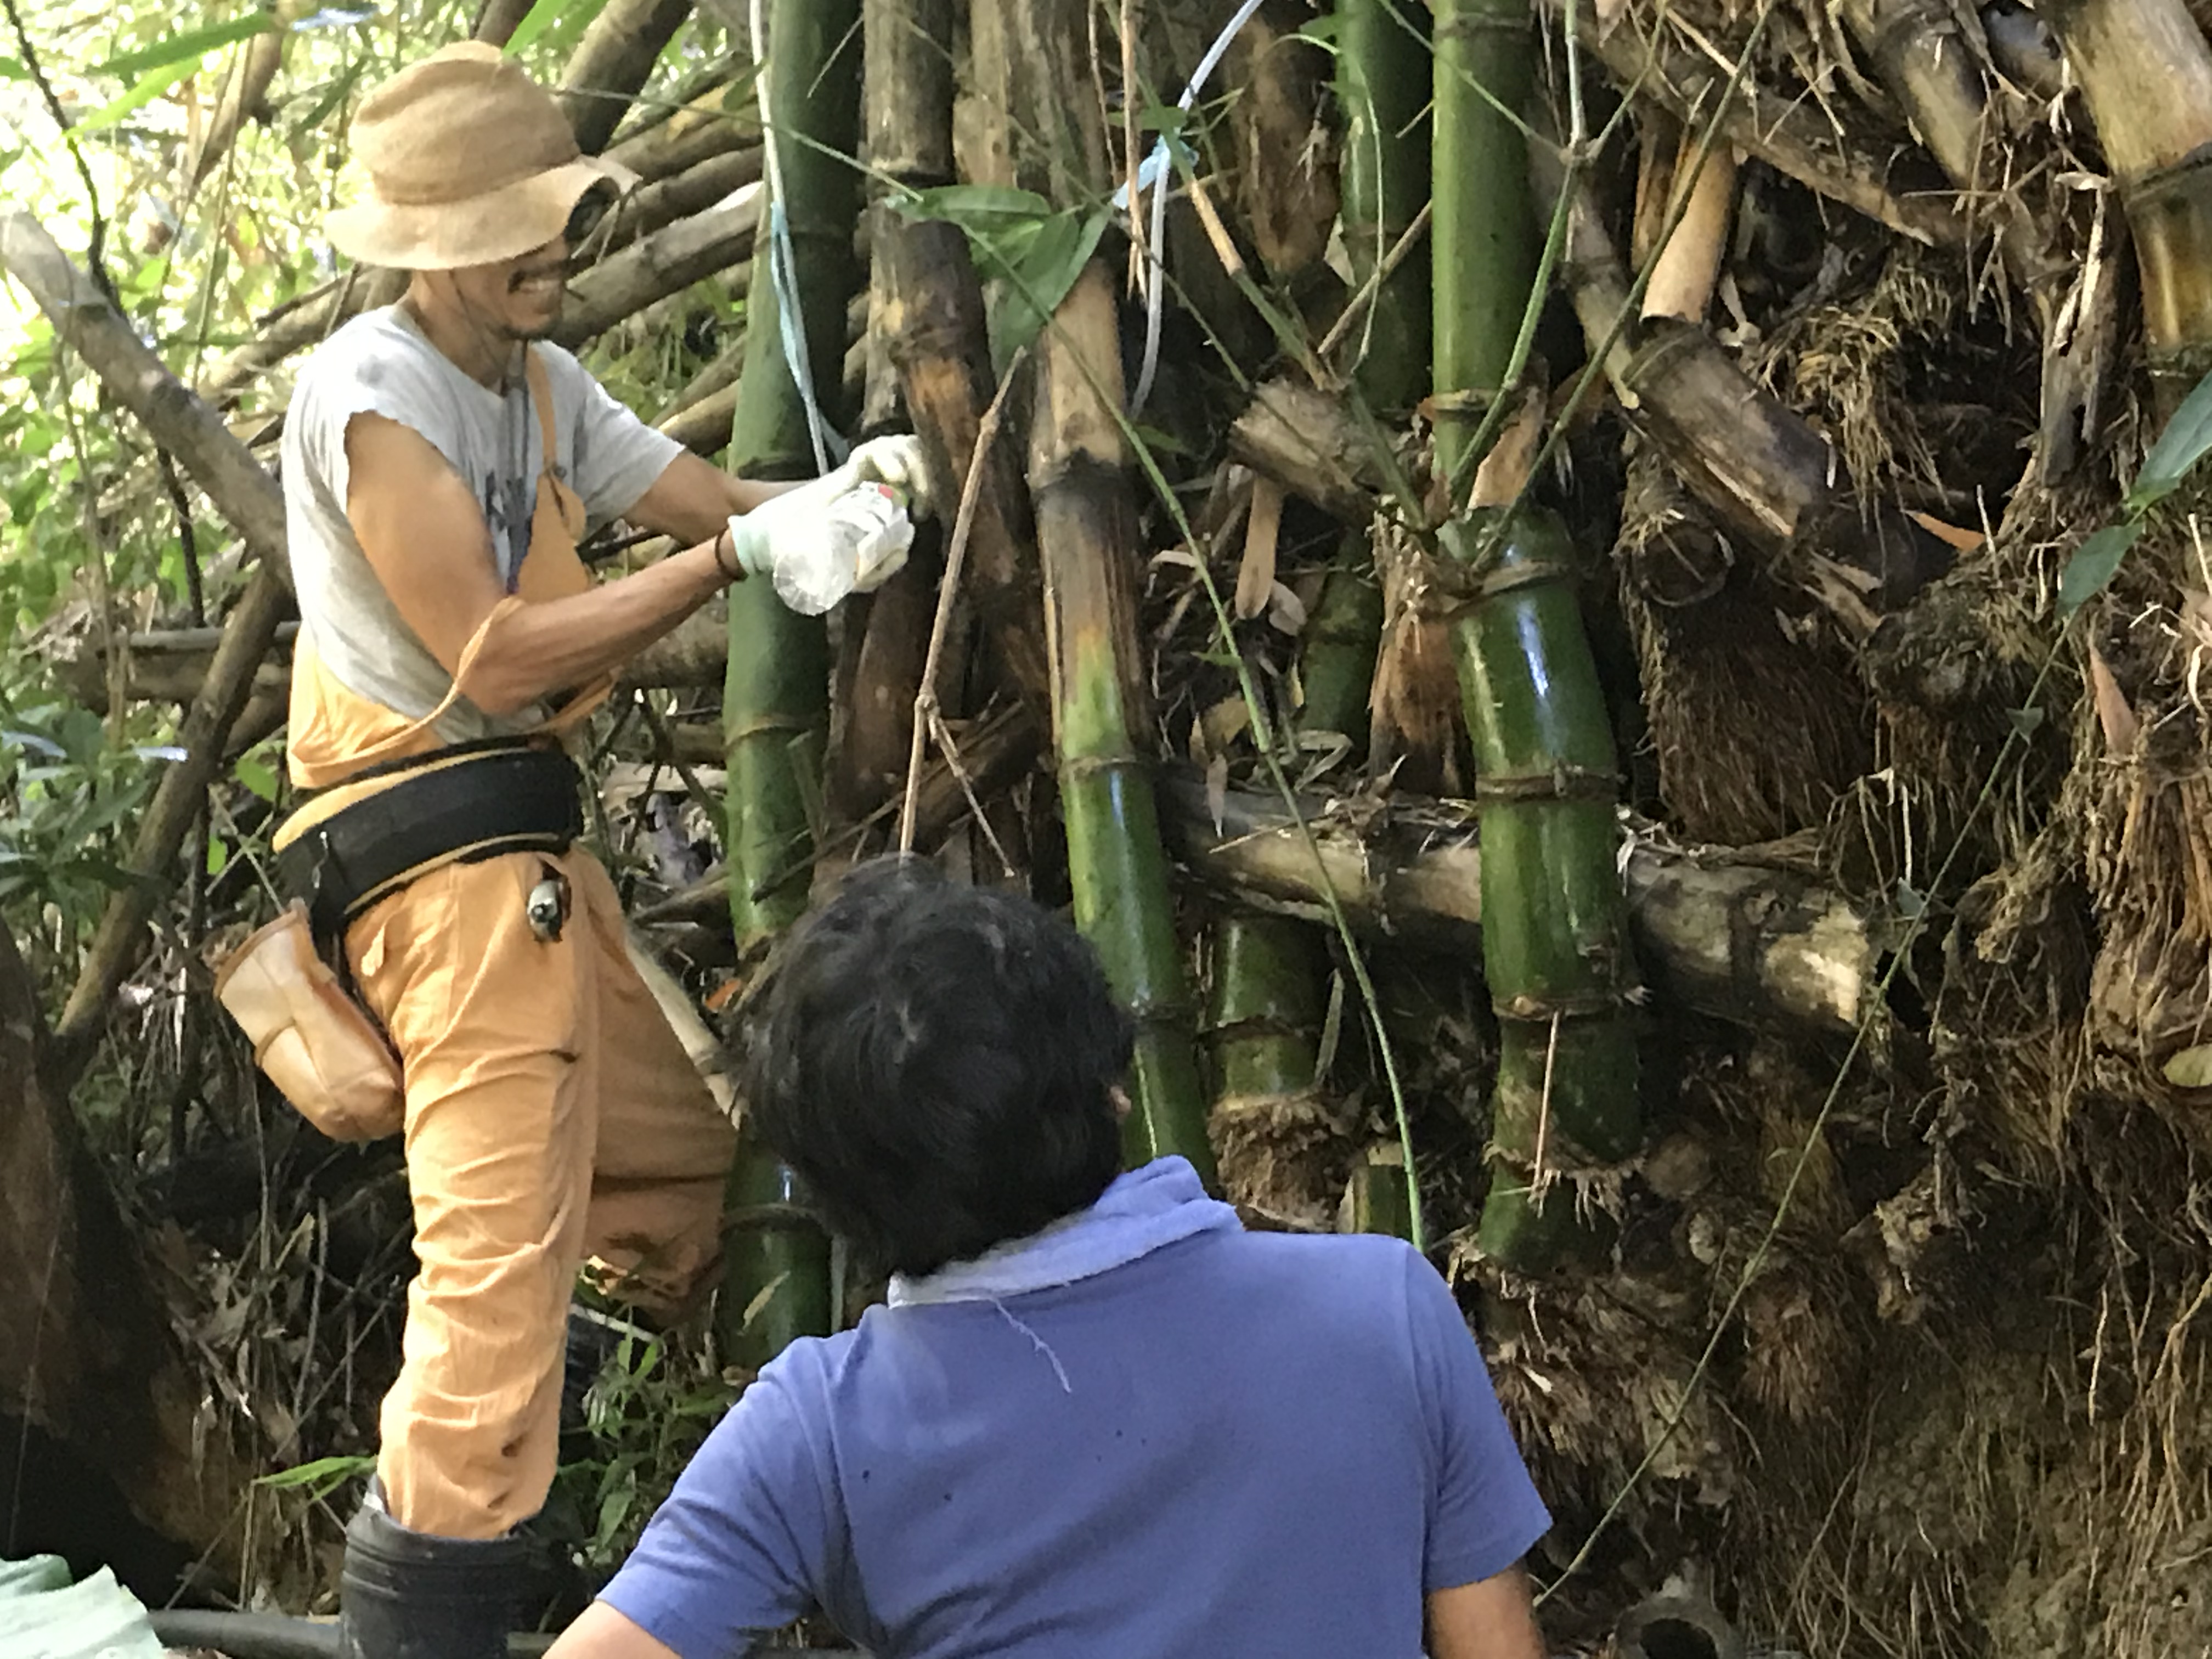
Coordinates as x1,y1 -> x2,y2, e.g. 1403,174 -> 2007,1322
275,743 -> 584,944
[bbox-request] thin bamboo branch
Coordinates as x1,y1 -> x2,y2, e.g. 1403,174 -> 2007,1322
184,26 -> 285,189
899,358 -> 1025,851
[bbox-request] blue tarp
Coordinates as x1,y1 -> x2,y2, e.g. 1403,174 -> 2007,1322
0,1555 -> 169,1659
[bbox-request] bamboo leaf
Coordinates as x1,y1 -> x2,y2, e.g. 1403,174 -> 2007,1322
895,183 -> 1053,234
987,207 -> 1109,369
254,1453 -> 375,1492
76,63 -> 203,133
2163,1043 -> 2212,1090
90,14 -> 274,80
2128,366 -> 2212,513
2057,522 -> 2142,618
505,0 -> 611,58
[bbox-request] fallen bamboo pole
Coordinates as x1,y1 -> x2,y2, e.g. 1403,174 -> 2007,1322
1549,167 -> 1951,617
553,189 -> 761,347
1160,775 -> 1880,1046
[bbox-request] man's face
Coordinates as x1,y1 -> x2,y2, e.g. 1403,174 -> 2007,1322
445,232 -> 567,342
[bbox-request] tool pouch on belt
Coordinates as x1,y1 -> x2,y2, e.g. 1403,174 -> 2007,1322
219,742 -> 585,1141
216,902 -> 406,1141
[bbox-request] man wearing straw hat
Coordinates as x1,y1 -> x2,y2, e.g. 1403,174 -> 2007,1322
268,41 -> 921,1659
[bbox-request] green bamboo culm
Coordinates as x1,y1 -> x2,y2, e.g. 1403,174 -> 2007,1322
1336,0 -> 1432,411
1297,531 -> 1384,747
1301,0 -> 1431,755
1034,267 -> 1217,1182
1446,509 -> 1641,1270
1205,915 -> 1324,1113
723,0 -> 864,953
1344,1145 -> 1414,1240
1432,0 -> 1641,1271
718,1129 -> 836,1372
1432,0 -> 1538,481
715,0 -> 865,1363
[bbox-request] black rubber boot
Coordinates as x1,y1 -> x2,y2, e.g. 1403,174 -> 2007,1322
337,1487 -> 534,1659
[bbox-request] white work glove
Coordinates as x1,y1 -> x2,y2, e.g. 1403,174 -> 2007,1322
724,478 -> 915,616
830,434 -> 932,515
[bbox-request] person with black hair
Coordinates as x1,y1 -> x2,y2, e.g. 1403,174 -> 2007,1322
546,859 -> 1553,1659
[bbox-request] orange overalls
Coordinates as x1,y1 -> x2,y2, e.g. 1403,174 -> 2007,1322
277,352 -> 736,1539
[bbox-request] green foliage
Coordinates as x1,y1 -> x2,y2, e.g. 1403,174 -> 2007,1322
0,700 -> 163,920
2059,366 -> 2212,618
253,1453 -> 379,1503
552,1331 -> 737,1575
504,0 -> 614,61
892,184 -> 1107,370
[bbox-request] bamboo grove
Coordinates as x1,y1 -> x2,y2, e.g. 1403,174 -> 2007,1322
13,0 -> 2212,1647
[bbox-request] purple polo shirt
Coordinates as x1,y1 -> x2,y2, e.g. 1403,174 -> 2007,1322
600,1191 -> 1549,1657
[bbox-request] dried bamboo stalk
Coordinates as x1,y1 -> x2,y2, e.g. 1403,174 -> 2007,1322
1031,266 -> 1215,1180
1161,775 -> 1878,1045
2039,0 -> 2212,408
1228,378 -> 1390,524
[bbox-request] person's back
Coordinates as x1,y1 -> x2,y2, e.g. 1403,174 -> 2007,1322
548,860 -> 1552,1659
616,1220 -> 1544,1657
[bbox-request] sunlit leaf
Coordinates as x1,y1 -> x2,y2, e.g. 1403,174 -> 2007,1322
255,1453 -> 376,1496
76,63 -> 200,133
235,753 -> 278,802
91,14 -> 275,80
506,0 -> 612,59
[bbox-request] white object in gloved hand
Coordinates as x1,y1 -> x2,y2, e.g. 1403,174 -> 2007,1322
723,469 -> 888,578
726,482 -> 915,616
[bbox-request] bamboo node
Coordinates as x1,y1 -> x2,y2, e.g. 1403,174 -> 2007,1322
1493,991 -> 1631,1022
1472,765 -> 1623,805
1414,546 -> 1576,616
2120,140 -> 2212,215
1059,752 -> 1152,783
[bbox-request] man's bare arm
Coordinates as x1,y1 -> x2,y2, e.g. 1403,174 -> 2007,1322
545,1602 -> 691,1659
345,414 -> 731,716
1426,1566 -> 1549,1659
623,448 -> 793,543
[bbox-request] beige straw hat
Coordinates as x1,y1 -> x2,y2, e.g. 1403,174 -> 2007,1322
327,42 -> 635,270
